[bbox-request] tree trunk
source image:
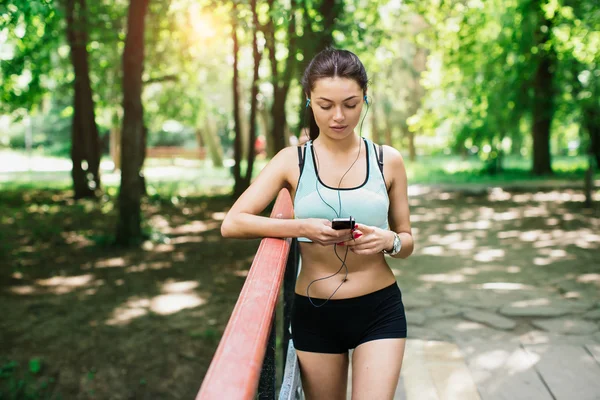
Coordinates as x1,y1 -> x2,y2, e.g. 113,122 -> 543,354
385,127 -> 393,148
116,0 -> 149,246
317,0 -> 339,50
70,87 -> 90,197
259,106 -> 273,158
197,114 -> 224,168
110,111 -> 121,170
531,7 -> 554,175
263,0 -> 296,154
407,130 -> 416,162
406,46 -> 426,163
238,80 -> 250,161
383,106 -> 393,147
510,133 -> 523,156
584,153 -> 594,208
241,0 -> 263,191
584,108 -> 600,169
231,5 -> 244,197
296,0 -> 343,131
371,88 -> 381,144
140,125 -> 147,196
65,0 -> 101,199
271,88 -> 289,152
110,126 -> 121,170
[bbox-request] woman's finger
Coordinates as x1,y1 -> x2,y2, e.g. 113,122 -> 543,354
350,245 -> 379,255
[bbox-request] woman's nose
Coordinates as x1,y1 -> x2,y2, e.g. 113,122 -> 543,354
333,106 -> 345,122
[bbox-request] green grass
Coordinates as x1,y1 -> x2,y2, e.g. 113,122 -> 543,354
406,154 -> 597,185
0,150 -> 597,194
0,358 -> 59,400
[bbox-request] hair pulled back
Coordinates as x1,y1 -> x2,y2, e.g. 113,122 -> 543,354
301,48 -> 369,141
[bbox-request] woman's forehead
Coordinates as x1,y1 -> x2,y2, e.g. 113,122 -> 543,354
312,77 -> 362,100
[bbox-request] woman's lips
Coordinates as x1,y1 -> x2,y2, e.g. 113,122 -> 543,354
330,125 -> 347,132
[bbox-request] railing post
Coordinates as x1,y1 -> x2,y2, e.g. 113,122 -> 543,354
282,238 -> 298,368
258,316 -> 277,399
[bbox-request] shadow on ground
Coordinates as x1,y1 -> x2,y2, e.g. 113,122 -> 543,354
0,190 -> 260,399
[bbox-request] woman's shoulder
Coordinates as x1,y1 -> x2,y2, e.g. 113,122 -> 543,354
268,145 -> 307,171
275,144 -> 307,159
370,140 -> 405,166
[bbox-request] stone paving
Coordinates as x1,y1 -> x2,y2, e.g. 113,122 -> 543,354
399,285 -> 600,344
385,186 -> 600,399
393,186 -> 600,347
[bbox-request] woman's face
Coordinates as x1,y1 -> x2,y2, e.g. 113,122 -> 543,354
309,77 -> 365,139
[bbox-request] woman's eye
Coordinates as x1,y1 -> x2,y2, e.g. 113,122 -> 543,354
346,104 -> 357,109
320,106 -> 332,110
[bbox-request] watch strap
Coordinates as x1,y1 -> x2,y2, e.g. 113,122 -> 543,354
383,232 -> 401,255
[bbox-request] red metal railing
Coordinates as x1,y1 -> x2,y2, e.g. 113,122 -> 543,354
196,189 -> 295,400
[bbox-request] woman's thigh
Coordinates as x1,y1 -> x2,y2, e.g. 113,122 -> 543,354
351,338 -> 406,400
296,350 -> 349,400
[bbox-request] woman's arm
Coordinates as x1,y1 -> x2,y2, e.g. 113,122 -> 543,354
221,147 -> 352,245
383,145 -> 414,259
221,146 -> 302,239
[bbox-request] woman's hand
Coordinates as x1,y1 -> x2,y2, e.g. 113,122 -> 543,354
340,223 -> 394,255
302,218 -> 354,246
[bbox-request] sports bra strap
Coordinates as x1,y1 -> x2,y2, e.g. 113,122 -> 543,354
297,144 -> 307,172
374,143 -> 384,174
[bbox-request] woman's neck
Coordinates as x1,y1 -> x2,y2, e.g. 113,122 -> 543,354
314,132 -> 361,155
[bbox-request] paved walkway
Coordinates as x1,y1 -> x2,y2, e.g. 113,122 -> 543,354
346,274 -> 600,399
361,187 -> 599,399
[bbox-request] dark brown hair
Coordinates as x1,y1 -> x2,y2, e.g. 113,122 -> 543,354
301,48 -> 369,140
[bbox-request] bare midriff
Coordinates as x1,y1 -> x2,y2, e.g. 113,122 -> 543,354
295,242 -> 397,299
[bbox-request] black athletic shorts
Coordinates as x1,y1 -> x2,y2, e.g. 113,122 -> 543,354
291,282 -> 407,354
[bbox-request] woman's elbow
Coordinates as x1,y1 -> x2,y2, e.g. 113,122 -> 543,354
220,216 -> 235,238
400,241 -> 414,259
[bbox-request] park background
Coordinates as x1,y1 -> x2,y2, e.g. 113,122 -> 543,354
1,0 -> 599,399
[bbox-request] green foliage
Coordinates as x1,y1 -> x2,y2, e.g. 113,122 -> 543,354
0,359 -> 59,400
0,0 -> 63,115
4,97 -> 72,156
405,0 -> 599,161
147,123 -> 197,148
2,0 -> 597,172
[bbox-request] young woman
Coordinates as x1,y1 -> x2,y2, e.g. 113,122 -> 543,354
221,48 -> 414,400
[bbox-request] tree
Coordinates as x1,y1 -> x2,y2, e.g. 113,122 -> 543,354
262,0 -> 297,155
230,1 -> 244,198
530,0 -> 556,175
115,0 -> 149,246
296,0 -> 345,131
230,0 -> 265,197
404,0 -> 558,173
557,0 -> 600,168
0,1 -> 129,195
65,0 -> 103,197
240,0 -> 264,190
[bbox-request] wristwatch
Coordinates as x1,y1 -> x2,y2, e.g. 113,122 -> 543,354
383,232 -> 402,256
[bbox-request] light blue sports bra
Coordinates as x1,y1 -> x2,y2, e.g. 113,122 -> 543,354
294,138 -> 390,243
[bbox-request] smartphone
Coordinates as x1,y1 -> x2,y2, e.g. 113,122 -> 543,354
332,216 -> 355,231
